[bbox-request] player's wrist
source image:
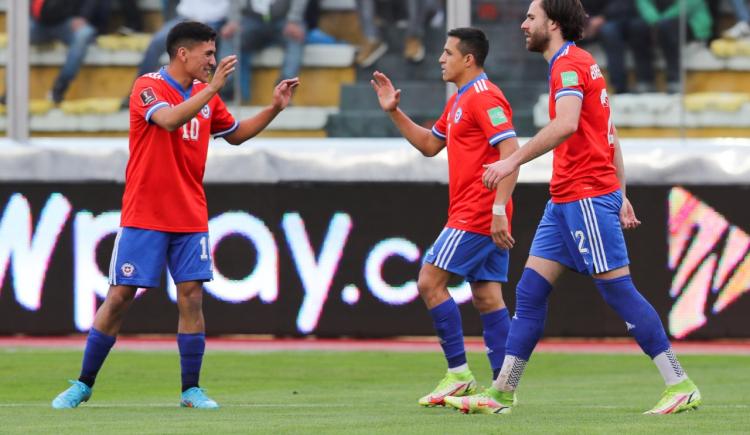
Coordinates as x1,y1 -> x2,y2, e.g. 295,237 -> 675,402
492,203 -> 506,216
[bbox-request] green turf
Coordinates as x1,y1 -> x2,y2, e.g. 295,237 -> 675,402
0,348 -> 747,434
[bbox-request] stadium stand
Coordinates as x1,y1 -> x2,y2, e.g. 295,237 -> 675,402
0,0 -> 357,137
529,2 -> 750,137
2,0 -> 750,138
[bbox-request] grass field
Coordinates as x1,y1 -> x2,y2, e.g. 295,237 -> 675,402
0,348 -> 747,434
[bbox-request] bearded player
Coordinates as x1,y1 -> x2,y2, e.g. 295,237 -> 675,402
446,0 -> 700,415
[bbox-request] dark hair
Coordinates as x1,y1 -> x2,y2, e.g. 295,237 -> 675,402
166,21 -> 217,58
541,0 -> 587,42
446,27 -> 489,67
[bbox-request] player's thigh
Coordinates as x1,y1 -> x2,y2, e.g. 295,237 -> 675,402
167,232 -> 213,284
529,200 -> 584,273
425,227 -> 494,275
465,242 -> 509,284
109,227 -> 169,287
561,191 -> 630,275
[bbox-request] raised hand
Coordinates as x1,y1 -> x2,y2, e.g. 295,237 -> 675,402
370,71 -> 400,112
209,55 -> 238,92
620,196 -> 641,230
272,78 -> 300,110
482,159 -> 515,190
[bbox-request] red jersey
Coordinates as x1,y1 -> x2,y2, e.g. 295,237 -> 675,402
432,73 -> 516,236
122,67 -> 238,232
548,42 -> 619,203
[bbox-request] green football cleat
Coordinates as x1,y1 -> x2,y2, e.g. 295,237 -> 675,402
418,369 -> 477,407
644,378 -> 701,415
445,387 -> 514,415
180,387 -> 219,409
51,380 -> 92,409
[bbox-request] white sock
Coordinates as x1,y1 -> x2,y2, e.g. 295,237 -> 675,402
653,348 -> 688,386
492,355 -> 527,392
448,363 -> 469,374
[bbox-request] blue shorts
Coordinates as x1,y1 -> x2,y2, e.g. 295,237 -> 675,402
529,190 -> 629,275
109,227 -> 213,287
424,227 -> 509,283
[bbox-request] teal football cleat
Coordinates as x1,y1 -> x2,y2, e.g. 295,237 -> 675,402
180,387 -> 219,409
51,380 -> 92,409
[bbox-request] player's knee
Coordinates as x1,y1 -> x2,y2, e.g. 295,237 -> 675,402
104,286 -> 136,310
515,268 -> 553,318
471,291 -> 502,312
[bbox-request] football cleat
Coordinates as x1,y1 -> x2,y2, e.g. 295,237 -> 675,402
51,380 -> 92,409
644,378 -> 701,415
418,369 -> 477,407
180,387 -> 219,409
445,387 -> 514,415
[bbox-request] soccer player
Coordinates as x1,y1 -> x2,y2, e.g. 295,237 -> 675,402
371,27 -> 520,407
51,21 -> 299,409
445,0 -> 701,415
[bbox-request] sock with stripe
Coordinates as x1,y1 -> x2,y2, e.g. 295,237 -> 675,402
429,298 -> 467,369
594,275 -> 671,358
480,308 -> 510,380
178,333 -> 205,392
78,328 -> 116,388
505,268 -> 553,361
653,347 -> 688,386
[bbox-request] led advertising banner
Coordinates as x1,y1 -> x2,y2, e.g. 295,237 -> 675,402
0,183 -> 748,338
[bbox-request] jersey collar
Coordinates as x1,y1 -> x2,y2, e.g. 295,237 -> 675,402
160,66 -> 193,101
548,41 -> 575,79
456,72 -> 488,97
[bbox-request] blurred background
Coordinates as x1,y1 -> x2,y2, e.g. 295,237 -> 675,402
1,0 -> 748,341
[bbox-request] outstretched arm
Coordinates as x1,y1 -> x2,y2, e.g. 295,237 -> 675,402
371,71 -> 445,157
482,94 -> 582,189
224,78 -> 300,144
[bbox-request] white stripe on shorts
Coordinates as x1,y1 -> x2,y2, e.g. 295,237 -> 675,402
579,199 -> 607,273
109,228 -> 122,285
435,229 -> 459,267
438,230 -> 465,269
585,198 -> 609,271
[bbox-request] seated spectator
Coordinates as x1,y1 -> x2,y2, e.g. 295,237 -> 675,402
635,0 -> 712,93
723,0 -> 750,39
355,0 -> 443,67
582,0 -> 654,94
29,0 -> 109,104
219,0 -> 308,104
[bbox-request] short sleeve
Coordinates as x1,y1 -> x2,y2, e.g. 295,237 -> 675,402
550,58 -> 585,101
431,95 -> 454,140
472,92 -> 517,147
210,96 -> 238,138
130,77 -> 170,123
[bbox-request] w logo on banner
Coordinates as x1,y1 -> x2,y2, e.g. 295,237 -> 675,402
668,187 -> 750,338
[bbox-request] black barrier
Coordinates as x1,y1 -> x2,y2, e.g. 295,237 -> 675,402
0,183 -> 748,338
